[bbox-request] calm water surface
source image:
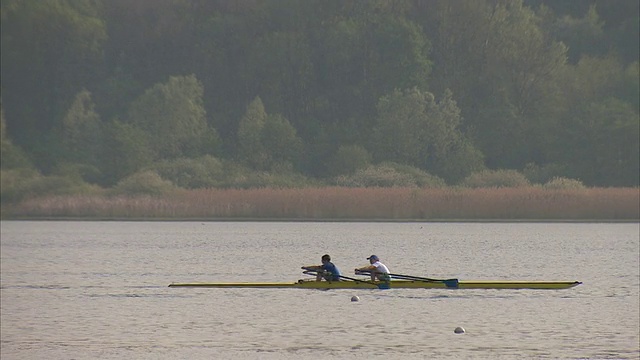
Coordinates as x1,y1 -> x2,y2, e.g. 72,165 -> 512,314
1,221 -> 638,359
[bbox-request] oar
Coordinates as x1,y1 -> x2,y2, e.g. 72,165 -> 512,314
302,268 -> 387,288
303,268 -> 366,283
340,274 -> 392,289
306,269 -> 372,284
338,274 -> 373,283
303,268 -> 343,279
390,273 -> 459,288
356,270 -> 458,288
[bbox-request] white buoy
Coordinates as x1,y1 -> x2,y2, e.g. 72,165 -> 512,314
351,295 -> 360,302
454,327 -> 465,334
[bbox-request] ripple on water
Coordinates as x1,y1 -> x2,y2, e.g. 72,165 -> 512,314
0,221 -> 638,359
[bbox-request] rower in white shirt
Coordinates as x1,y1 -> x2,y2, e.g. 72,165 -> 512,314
355,255 -> 390,282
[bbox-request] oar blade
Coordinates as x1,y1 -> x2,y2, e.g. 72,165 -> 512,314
443,279 -> 459,288
390,273 -> 459,288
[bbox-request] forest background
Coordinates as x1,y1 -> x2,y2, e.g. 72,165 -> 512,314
1,0 -> 638,220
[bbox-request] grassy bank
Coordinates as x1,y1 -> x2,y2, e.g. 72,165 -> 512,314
2,187 -> 638,221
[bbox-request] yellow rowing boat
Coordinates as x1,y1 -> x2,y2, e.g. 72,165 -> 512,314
168,279 -> 582,290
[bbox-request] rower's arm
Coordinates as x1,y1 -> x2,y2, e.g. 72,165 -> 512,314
355,265 -> 375,272
302,265 -> 321,270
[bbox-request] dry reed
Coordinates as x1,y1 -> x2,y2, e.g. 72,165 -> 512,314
3,187 -> 638,221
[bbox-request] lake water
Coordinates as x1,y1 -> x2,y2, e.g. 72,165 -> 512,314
1,221 -> 638,359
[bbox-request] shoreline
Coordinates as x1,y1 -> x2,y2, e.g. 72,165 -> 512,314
1,217 -> 637,223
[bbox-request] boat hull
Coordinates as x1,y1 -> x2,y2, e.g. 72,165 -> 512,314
168,279 -> 582,290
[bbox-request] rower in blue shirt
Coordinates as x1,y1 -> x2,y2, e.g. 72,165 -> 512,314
304,254 -> 341,282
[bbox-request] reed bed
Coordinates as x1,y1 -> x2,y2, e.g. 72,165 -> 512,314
4,187 -> 638,221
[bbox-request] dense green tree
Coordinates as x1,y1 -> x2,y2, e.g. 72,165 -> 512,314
59,90 -> 103,167
100,120 -> 154,185
425,91 -> 485,183
1,0 -> 637,188
597,0 -> 640,64
0,104 -> 6,142
543,56 -> 639,186
127,75 -> 214,159
1,0 -> 106,148
526,0 -> 639,64
237,97 -> 268,168
372,88 -> 433,166
246,31 -> 314,128
261,114 -> 304,169
0,103 -> 32,170
622,62 -> 640,111
100,0 -> 196,88
184,1 -> 265,149
315,7 -> 432,139
238,97 -> 303,170
556,56 -> 628,114
562,98 -> 639,186
372,88 -> 483,183
416,0 -> 568,170
326,144 -> 371,177
549,5 -> 605,63
413,0 -> 491,105
237,98 -> 303,170
475,0 -> 567,169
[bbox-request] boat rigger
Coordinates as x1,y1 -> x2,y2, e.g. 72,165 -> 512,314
168,279 -> 582,290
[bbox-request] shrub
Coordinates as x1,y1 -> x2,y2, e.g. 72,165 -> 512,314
0,168 -> 103,204
150,155 -> 224,189
381,162 -> 447,187
543,177 -> 586,189
326,145 -> 371,176
52,162 -> 103,184
1,168 -> 40,203
0,140 -> 33,170
523,163 -> 567,184
460,169 -> 530,188
112,170 -> 175,196
221,162 -> 320,189
335,163 -> 446,188
25,175 -> 101,196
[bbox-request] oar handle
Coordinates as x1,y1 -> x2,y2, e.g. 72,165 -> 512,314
302,268 -> 372,285
306,269 -> 376,284
303,266 -> 331,277
338,274 -> 370,282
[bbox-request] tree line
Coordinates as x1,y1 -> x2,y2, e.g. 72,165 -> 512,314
1,0 -> 638,199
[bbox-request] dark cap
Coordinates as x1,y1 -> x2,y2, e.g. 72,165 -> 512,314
367,255 -> 379,261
